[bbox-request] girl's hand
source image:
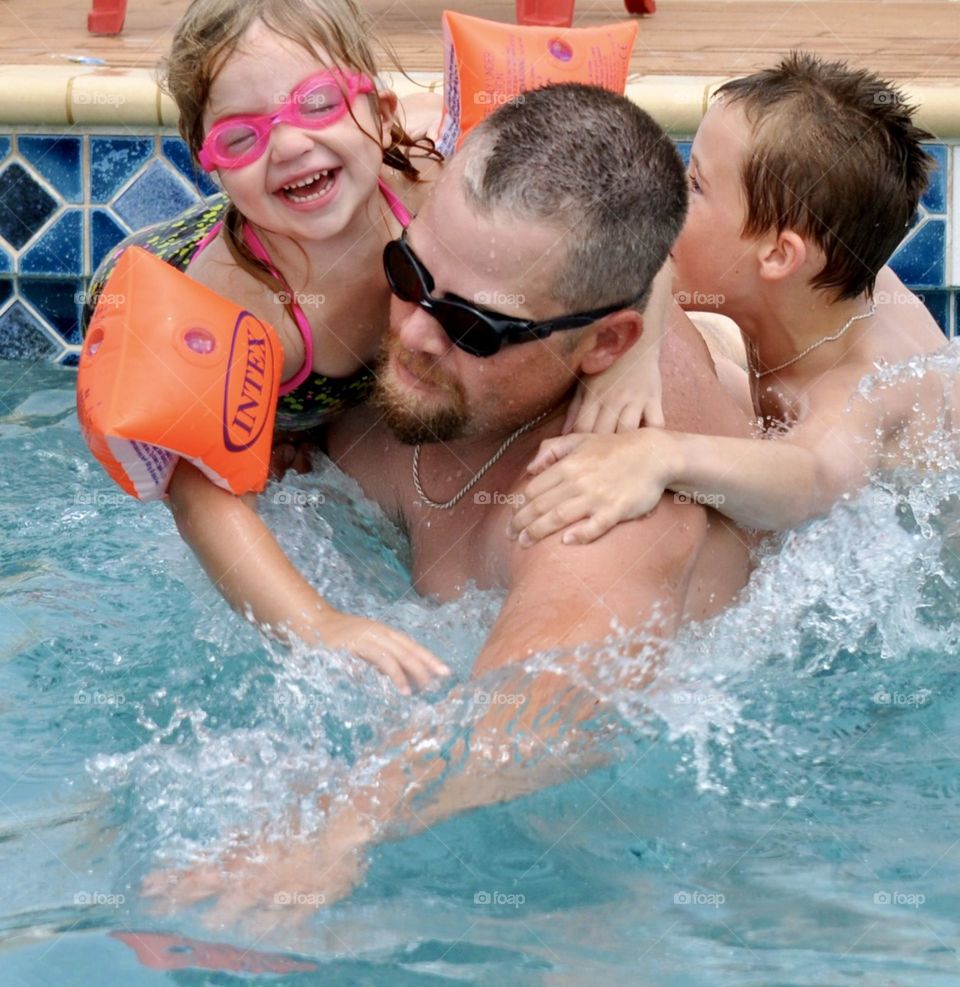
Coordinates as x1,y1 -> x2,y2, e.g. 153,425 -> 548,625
313,609 -> 451,695
508,431 -> 674,546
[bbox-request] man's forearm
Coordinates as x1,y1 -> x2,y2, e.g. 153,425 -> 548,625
333,663 -> 618,846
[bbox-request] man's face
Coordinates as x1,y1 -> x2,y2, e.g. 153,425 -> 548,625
671,100 -> 759,316
375,160 -> 582,444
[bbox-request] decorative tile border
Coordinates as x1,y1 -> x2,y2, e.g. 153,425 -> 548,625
0,126 -> 956,363
0,129 -> 216,363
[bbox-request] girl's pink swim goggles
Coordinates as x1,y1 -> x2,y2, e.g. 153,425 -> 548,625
198,68 -> 375,172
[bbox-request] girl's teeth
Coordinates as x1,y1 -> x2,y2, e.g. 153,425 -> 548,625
284,170 -> 328,191
281,169 -> 336,202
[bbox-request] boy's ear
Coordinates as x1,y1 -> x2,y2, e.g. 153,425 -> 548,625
578,310 -> 643,375
756,229 -> 808,284
377,90 -> 399,144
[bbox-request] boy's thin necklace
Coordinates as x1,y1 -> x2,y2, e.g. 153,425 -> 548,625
413,410 -> 551,510
753,302 -> 876,378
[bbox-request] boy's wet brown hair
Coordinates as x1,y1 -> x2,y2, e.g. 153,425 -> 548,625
716,51 -> 935,300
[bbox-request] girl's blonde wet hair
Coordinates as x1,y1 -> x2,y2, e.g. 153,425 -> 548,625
162,0 -> 441,303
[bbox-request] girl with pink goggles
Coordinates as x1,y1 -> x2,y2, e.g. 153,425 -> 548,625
198,68 -> 375,171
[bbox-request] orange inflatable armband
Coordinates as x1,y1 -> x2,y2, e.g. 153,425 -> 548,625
77,247 -> 282,501
438,11 -> 638,154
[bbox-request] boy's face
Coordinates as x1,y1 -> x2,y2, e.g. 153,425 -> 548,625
672,100 -> 759,316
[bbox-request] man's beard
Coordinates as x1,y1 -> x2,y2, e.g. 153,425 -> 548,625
373,346 -> 469,445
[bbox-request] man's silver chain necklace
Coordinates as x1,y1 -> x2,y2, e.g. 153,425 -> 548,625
413,410 -> 551,510
753,302 -> 876,378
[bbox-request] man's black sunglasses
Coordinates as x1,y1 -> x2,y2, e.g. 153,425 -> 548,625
383,233 -> 636,358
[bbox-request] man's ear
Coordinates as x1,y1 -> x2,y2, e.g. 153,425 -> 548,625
757,229 -> 808,284
578,309 -> 643,375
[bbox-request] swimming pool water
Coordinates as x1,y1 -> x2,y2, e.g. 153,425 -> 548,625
1,356 -> 959,985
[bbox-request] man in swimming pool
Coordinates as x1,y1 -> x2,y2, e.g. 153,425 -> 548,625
146,83 -> 753,922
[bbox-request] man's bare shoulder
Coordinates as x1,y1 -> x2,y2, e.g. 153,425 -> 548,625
662,306 -> 754,440
326,405 -> 404,511
477,493 -> 708,675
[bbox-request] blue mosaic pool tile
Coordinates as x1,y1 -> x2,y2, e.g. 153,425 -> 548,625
0,300 -> 57,359
676,141 -> 691,167
89,137 -> 153,203
162,137 -> 219,197
920,144 -> 948,215
889,220 -> 946,287
112,161 -> 201,231
916,288 -> 951,337
91,209 -> 129,270
0,249 -> 10,275
59,350 -> 80,367
0,280 -> 11,308
19,136 -> 83,204
0,163 -> 57,250
19,280 -> 83,345
20,210 -> 83,276
0,138 -> 10,162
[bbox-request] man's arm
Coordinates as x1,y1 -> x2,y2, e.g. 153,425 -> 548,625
149,497 -> 707,922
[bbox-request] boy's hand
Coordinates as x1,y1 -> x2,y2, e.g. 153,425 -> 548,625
565,346 -> 664,434
313,609 -> 451,695
564,260 -> 674,435
508,431 -> 675,546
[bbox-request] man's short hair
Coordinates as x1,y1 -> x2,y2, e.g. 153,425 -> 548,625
715,51 -> 935,301
459,83 -> 687,313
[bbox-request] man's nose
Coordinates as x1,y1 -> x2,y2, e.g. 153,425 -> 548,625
392,297 -> 453,358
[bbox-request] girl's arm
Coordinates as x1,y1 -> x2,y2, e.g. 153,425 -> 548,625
167,461 -> 450,693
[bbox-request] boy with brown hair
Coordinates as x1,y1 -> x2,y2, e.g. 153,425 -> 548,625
509,51 -> 950,543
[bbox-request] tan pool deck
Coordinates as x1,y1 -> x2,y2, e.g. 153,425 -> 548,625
4,0 -> 959,78
1,0 -> 959,134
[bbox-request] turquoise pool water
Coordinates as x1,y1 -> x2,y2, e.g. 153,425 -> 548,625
1,356 -> 959,985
